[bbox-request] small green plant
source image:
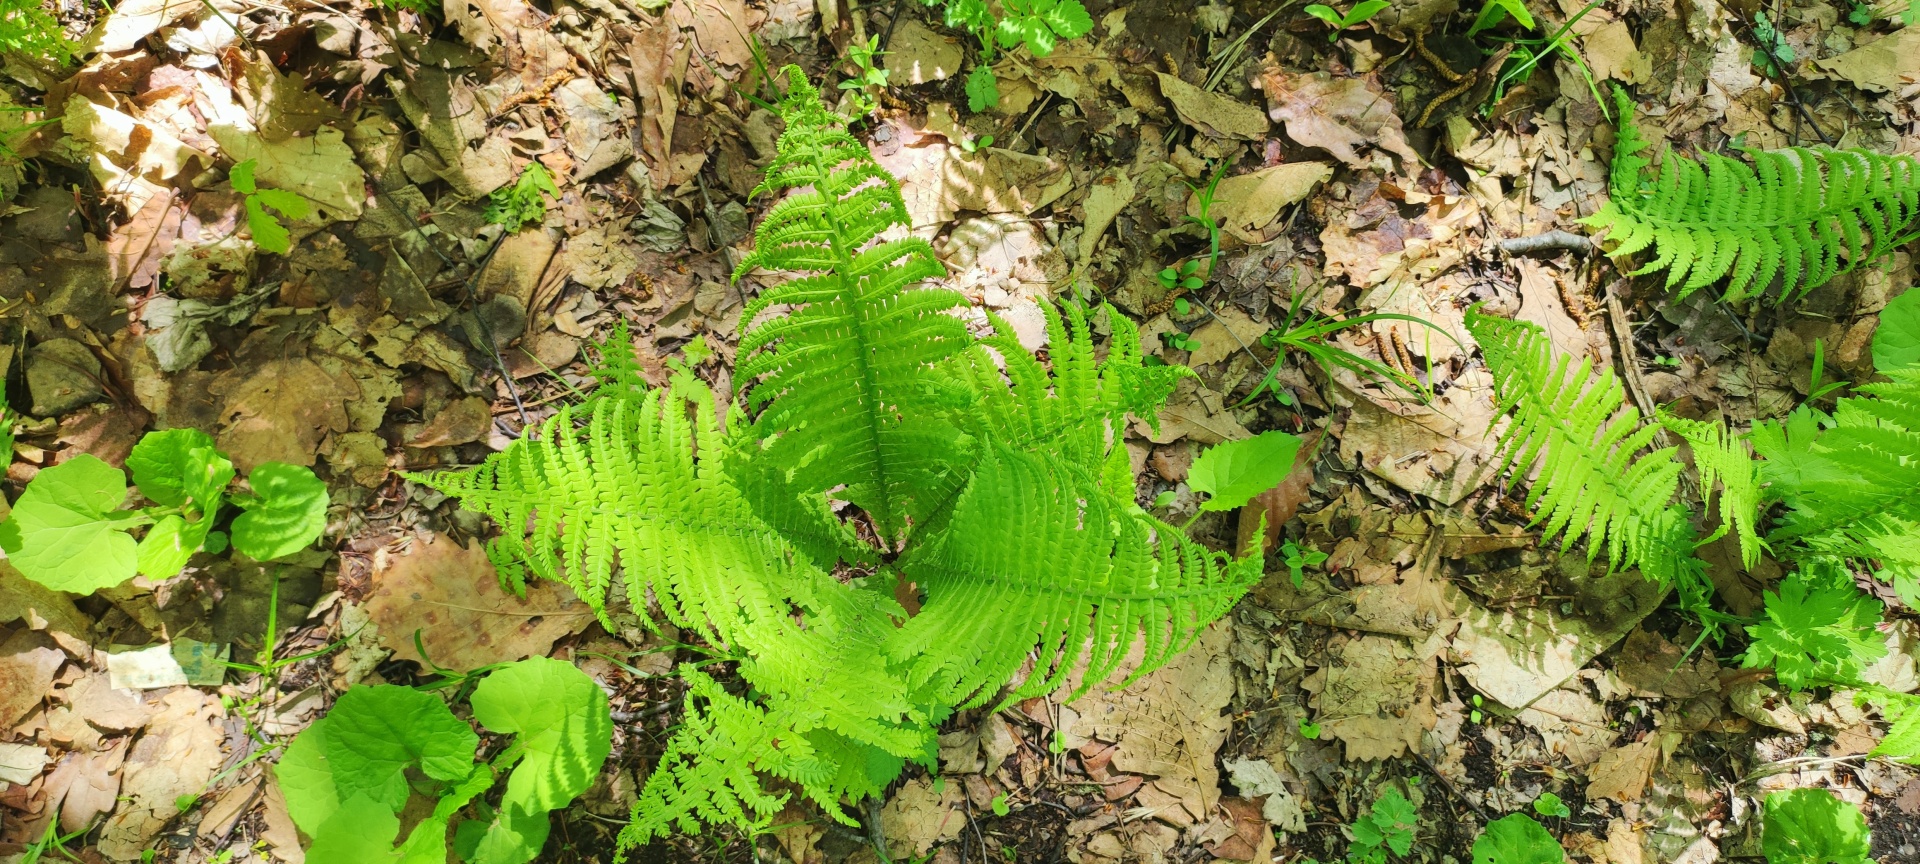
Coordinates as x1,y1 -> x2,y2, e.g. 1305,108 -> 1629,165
1159,259 -> 1204,293
1163,330 -> 1202,352
958,132 -> 996,153
965,64 -> 1001,113
1348,787 -> 1418,864
0,391 -> 15,462
1303,0 -> 1391,42
990,792 -> 1011,816
1531,791 -> 1570,819
231,160 -> 313,255
1762,789 -> 1871,864
485,163 -> 559,233
1469,0 -> 1535,36
1470,694 -> 1484,724
838,35 -> 890,116
1280,540 -> 1326,587
0,0 -> 74,64
1478,1 -> 1611,122
1298,718 -> 1322,739
0,429 -> 328,594
1586,91 -> 1920,303
1752,11 -> 1795,76
416,67 -> 1259,847
1471,813 -> 1565,864
926,0 -> 1092,112
275,657 -> 612,864
1187,431 -> 1303,515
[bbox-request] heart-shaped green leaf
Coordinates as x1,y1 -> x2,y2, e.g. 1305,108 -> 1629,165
231,462 -> 328,561
127,428 -> 233,512
0,455 -> 139,592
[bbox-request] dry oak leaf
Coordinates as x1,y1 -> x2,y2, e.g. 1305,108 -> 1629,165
98,688 -> 226,860
40,739 -> 127,832
1252,65 -> 1421,171
211,358 -> 355,471
1191,161 -> 1334,245
0,628 -> 65,729
1585,737 -> 1660,803
879,776 -> 967,860
1156,72 -> 1270,140
363,535 -> 596,671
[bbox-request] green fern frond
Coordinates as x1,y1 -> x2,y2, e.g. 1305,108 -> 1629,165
1659,411 -> 1766,568
407,381 -> 824,644
1871,690 -> 1920,764
1465,309 -> 1710,609
1755,371 -> 1920,544
620,667 -> 877,845
1583,90 -> 1920,302
891,444 -> 1260,710
734,66 -> 972,541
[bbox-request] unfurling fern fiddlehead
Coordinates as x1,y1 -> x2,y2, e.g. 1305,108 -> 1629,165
1584,89 -> 1920,302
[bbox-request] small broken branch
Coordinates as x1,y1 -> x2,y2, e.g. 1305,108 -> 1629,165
1496,230 -> 1595,257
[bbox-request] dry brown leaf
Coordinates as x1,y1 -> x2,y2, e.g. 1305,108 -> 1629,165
1586,738 -> 1659,803
1448,559 -> 1665,710
1301,632 -> 1443,761
408,396 -> 493,448
0,741 -> 48,784
41,738 -> 127,833
1253,66 -> 1420,171
363,536 -> 596,671
211,358 -> 355,471
1156,73 -> 1269,140
1193,162 -> 1333,244
99,689 -> 226,859
879,776 -> 967,859
1187,306 -> 1269,368
1517,687 -> 1616,769
1816,27 -> 1920,93
0,628 -> 64,728
0,561 -> 91,637
1332,371 -> 1499,506
238,54 -> 345,141
259,780 -> 304,863
1062,622 -> 1233,823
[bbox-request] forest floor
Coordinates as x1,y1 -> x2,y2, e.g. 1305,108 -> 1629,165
3,0 -> 1920,861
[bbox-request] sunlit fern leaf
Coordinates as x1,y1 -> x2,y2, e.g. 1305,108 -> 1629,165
1464,309 -> 1710,611
956,302 -> 1188,496
1583,89 -> 1920,302
734,67 -> 971,542
1872,691 -> 1920,764
1755,371 -> 1920,544
891,444 -> 1261,710
1658,411 -> 1766,568
407,379 -> 827,646
620,667 -> 878,846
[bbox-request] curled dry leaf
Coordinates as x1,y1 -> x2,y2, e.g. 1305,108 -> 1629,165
1252,64 -> 1421,172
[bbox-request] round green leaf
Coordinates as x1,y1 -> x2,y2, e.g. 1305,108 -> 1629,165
1874,288 -> 1920,373
136,513 -> 215,579
1763,789 -> 1871,864
1187,431 -> 1305,512
275,716 -> 340,835
471,656 -> 613,813
304,794 -> 401,864
127,428 -> 232,511
323,685 -> 479,813
0,455 -> 139,593
1472,813 -> 1565,864
231,462 -> 328,560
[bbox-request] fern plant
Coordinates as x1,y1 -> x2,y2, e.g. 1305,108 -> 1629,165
1465,304 -> 1920,766
412,66 -> 1264,849
1584,89 -> 1920,302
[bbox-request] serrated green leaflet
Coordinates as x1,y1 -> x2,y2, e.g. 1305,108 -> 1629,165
1187,431 -> 1304,512
1763,789 -> 1871,864
1472,814 -> 1565,864
472,656 -> 612,812
0,455 -> 140,593
323,686 -> 479,811
127,428 -> 233,511
231,462 -> 328,560
1875,288 -> 1920,372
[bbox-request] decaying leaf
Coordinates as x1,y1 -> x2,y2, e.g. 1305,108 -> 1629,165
1253,66 -> 1421,171
363,536 -> 596,671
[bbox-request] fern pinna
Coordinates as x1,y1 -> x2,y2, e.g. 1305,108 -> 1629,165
413,66 -> 1259,849
1465,306 -> 1920,764
1584,90 -> 1920,302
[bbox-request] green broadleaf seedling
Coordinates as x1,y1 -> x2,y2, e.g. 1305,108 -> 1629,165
1468,0 -> 1536,35
0,429 -> 326,593
1303,0 -> 1391,42
1349,787 -> 1418,864
276,657 -> 612,864
231,160 -> 313,255
1471,813 -> 1565,864
1762,789 -> 1871,864
486,163 -> 560,233
1281,540 -> 1326,588
965,64 -> 1001,113
1532,791 -> 1570,818
991,792 -> 1011,817
1187,431 -> 1305,513
1298,718 -> 1322,740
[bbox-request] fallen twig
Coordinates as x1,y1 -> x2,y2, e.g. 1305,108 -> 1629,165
1497,230 -> 1594,257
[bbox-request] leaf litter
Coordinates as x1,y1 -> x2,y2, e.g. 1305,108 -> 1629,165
3,0 -> 1920,860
